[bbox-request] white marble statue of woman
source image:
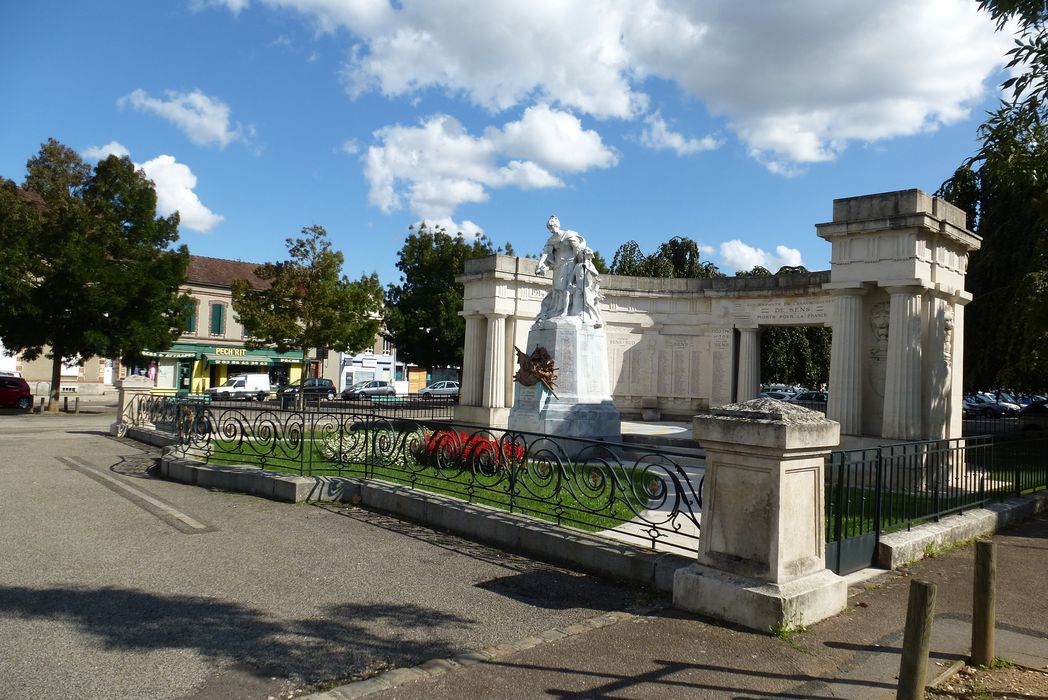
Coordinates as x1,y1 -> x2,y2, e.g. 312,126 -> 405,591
534,215 -> 586,324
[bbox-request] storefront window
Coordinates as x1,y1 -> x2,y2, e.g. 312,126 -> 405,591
155,359 -> 177,389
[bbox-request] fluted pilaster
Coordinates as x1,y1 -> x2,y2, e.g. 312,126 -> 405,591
826,289 -> 865,434
882,286 -> 923,439
460,314 -> 486,406
736,327 -> 761,402
483,313 -> 506,408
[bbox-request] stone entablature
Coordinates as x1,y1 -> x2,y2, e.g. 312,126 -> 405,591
457,190 -> 979,443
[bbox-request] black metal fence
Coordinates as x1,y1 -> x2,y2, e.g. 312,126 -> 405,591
163,397 -> 703,554
826,432 -> 1048,574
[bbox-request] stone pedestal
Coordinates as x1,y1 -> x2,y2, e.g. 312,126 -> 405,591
508,316 -> 621,447
109,375 -> 155,435
674,399 -> 846,630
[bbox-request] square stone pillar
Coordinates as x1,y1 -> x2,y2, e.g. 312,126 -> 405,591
109,374 -> 155,435
674,399 -> 846,630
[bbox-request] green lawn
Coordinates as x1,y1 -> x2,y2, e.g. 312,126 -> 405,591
199,430 -> 699,535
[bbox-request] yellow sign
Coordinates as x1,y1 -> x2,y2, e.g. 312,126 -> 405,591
214,347 -> 247,356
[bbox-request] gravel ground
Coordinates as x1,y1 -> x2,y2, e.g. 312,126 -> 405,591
929,663 -> 1048,698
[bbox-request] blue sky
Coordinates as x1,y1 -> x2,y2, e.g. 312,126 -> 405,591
1,1 -> 1014,285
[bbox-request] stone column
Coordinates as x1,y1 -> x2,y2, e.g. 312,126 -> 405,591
736,327 -> 761,402
675,400 -> 845,630
483,313 -> 506,408
882,286 -> 923,440
460,314 -> 486,407
826,288 -> 865,435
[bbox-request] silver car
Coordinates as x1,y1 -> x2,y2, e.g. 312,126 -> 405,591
420,380 -> 459,398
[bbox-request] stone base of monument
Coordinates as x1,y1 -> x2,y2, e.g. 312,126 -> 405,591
673,563 -> 847,631
508,316 -> 621,452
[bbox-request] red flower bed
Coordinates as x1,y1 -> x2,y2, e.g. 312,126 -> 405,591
419,429 -> 524,470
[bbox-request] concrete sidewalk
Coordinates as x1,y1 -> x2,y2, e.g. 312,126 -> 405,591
314,512 -> 1048,699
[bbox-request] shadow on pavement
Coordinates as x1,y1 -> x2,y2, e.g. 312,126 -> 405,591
486,657 -> 894,699
0,585 -> 475,684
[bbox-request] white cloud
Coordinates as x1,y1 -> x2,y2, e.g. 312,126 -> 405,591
365,107 -> 615,220
138,155 -> 224,232
80,144 -> 223,233
640,113 -> 720,156
82,141 -> 131,160
340,138 -> 360,155
718,240 -> 802,273
118,89 -> 254,149
211,0 -> 1010,172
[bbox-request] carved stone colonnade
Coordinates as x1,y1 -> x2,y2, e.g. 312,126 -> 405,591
456,190 -> 981,444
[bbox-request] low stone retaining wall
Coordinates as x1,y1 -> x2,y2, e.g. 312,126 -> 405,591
876,490 -> 1048,569
160,452 -> 691,593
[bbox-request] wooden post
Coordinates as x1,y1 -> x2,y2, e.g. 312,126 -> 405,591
971,540 -> 997,667
897,579 -> 937,700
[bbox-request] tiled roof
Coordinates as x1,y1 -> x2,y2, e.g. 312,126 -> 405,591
186,255 -> 268,290
1,178 -> 46,210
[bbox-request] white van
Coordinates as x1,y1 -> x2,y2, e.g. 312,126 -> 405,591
206,373 -> 271,401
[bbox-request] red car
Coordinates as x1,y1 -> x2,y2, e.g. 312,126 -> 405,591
0,376 -> 32,410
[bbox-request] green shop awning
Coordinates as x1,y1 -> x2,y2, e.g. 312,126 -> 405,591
203,353 -> 270,366
140,350 -> 198,359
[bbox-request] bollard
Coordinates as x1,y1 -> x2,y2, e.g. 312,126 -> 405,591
74,396 -> 80,414
897,579 -> 937,700
63,396 -> 69,412
971,540 -> 997,666
38,397 -> 46,413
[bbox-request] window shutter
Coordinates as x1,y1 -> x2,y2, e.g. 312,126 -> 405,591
210,304 -> 225,336
185,304 -> 197,334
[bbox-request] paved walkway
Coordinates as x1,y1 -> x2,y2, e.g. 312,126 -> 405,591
4,411 -> 1046,699
0,413 -> 651,699
316,511 -> 1048,699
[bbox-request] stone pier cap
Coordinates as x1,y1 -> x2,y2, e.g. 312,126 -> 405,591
693,398 -> 840,452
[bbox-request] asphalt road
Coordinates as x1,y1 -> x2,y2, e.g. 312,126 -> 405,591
0,412 -> 649,699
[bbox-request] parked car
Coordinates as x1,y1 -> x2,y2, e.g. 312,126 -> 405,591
0,376 -> 33,410
280,377 -> 336,401
759,390 -> 792,400
1019,399 -> 1048,430
0,369 -> 21,378
205,373 -> 271,401
341,380 -> 396,400
786,390 -> 828,411
965,393 -> 1020,417
420,380 -> 459,399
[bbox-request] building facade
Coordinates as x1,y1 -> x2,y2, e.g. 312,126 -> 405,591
135,255 -> 307,394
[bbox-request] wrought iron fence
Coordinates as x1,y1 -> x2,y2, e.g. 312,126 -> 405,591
826,433 -> 1048,574
169,398 -> 703,553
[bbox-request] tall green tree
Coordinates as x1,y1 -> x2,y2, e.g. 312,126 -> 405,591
383,222 -> 497,370
232,226 -> 382,400
609,236 -> 723,278
938,103 -> 1048,389
933,1 -> 1048,391
0,139 -> 191,411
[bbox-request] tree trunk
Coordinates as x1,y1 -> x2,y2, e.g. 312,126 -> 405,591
299,347 -> 310,410
48,352 -> 63,413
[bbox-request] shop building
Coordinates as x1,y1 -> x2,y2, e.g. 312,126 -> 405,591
135,255 -> 308,394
